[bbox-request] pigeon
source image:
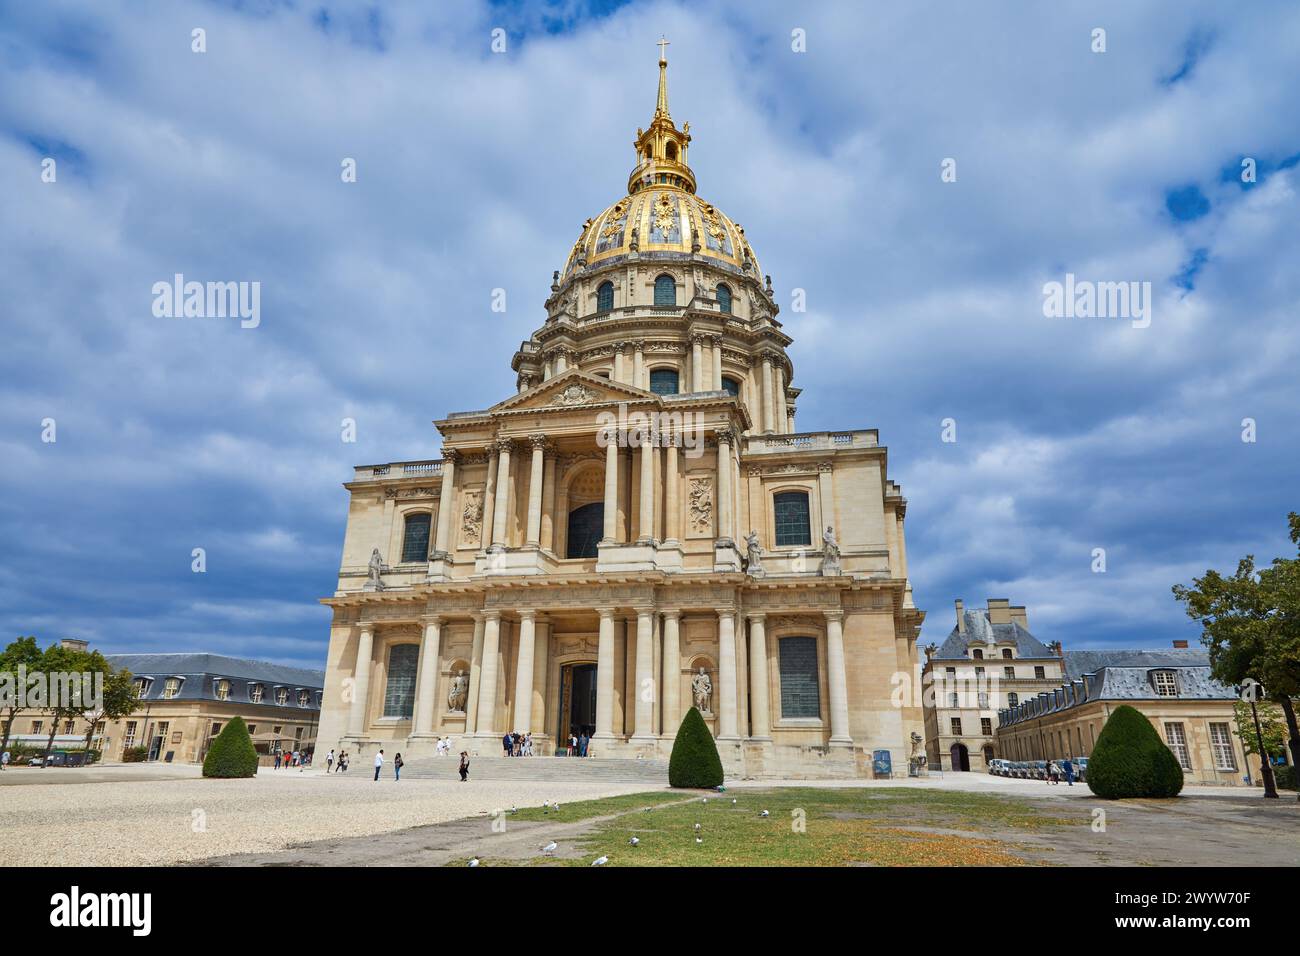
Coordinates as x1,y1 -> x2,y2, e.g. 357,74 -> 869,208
759,810 -> 770,818
542,841 -> 558,856
702,798 -> 708,804
731,799 -> 737,805
695,836 -> 703,845
693,822 -> 702,832
592,855 -> 609,866
510,805 -> 517,814
628,836 -> 640,846
467,858 -> 480,867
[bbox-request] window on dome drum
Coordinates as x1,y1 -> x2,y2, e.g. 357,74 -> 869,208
383,644 -> 419,719
1151,669 -> 1178,697
401,512 -> 431,563
778,637 -> 820,719
596,281 -> 614,312
721,376 -> 740,397
666,142 -> 677,161
654,274 -> 676,306
773,491 -> 811,546
716,283 -> 732,313
649,368 -> 679,395
566,502 -> 604,559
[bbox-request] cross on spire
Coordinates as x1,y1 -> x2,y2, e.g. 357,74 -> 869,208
657,35 -> 670,63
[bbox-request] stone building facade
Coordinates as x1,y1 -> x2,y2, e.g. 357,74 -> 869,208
314,53 -> 926,778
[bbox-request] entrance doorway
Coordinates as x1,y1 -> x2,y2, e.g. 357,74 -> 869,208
950,742 -> 970,772
558,663 -> 597,741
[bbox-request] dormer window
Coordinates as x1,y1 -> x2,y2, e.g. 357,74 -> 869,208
135,677 -> 153,698
249,683 -> 264,704
297,689 -> 311,707
163,677 -> 183,699
972,649 -> 983,660
214,679 -> 231,701
1151,670 -> 1179,697
1002,649 -> 1013,659
275,687 -> 289,706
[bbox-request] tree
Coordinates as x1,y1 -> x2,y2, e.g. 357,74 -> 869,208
668,706 -> 724,789
79,665 -> 139,761
1233,700 -> 1286,762
1086,704 -> 1185,799
38,643 -> 110,761
0,637 -> 43,750
1173,512 -> 1300,800
202,716 -> 259,778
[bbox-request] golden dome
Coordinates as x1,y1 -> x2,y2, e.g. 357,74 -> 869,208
562,44 -> 760,279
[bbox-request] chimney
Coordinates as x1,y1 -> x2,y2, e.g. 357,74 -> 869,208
987,598 -> 1011,625
955,599 -> 966,634
1009,605 -> 1029,630
1172,640 -> 1188,649
60,638 -> 89,652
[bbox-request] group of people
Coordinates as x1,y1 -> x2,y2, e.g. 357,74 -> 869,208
325,749 -> 351,773
565,731 -> 592,757
272,750 -> 308,769
501,732 -> 534,756
1044,758 -> 1076,786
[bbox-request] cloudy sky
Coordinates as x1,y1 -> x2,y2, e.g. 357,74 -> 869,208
2,0 -> 1297,669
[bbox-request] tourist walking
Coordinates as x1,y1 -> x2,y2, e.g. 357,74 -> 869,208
325,749 -> 335,773
523,733 -> 533,757
1,749 -> 9,770
273,751 -> 282,770
567,733 -> 576,757
394,752 -> 404,781
1046,760 -> 1059,785
579,732 -> 589,757
458,751 -> 470,782
373,749 -> 385,781
502,732 -> 512,757
1062,757 -> 1075,786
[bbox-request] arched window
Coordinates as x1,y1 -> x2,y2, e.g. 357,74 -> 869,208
383,644 -> 419,719
773,491 -> 811,546
1002,648 -> 1013,659
779,636 -> 821,719
566,502 -> 604,559
654,274 -> 676,306
720,376 -> 740,397
972,649 -> 984,660
649,368 -> 679,395
401,512 -> 431,563
666,142 -> 677,161
716,283 -> 732,313
596,281 -> 614,312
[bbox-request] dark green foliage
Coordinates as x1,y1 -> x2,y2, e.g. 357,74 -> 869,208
1274,765 -> 1297,791
1086,705 -> 1185,799
668,706 -> 724,789
121,746 -> 148,763
201,716 -> 259,778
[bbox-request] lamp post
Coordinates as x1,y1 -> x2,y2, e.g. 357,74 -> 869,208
1239,679 -> 1277,799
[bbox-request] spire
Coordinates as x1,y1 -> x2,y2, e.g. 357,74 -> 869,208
655,36 -> 670,118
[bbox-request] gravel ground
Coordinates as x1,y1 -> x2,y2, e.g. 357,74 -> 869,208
1,770 -> 664,866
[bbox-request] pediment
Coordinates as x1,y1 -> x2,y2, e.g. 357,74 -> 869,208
491,368 -> 658,414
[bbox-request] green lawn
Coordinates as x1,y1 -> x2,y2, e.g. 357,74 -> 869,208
496,787 -> 1082,866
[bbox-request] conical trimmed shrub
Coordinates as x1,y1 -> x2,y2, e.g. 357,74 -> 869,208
668,706 -> 724,789
202,716 -> 259,778
1086,704 -> 1184,799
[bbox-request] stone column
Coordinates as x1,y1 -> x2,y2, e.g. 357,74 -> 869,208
632,608 -> 656,741
633,341 -> 645,389
661,610 -> 681,736
711,336 -> 723,392
512,611 -> 537,733
760,356 -> 775,435
824,610 -> 852,747
747,613 -> 771,739
530,620 -> 550,736
774,365 -> 788,436
432,450 -> 457,556
594,608 -> 616,740
479,446 -> 498,553
525,435 -> 546,547
346,625 -> 373,737
716,431 -> 734,543
540,450 -> 557,551
717,611 -> 739,739
476,611 -> 502,736
413,617 -> 443,736
613,342 -> 626,384
465,613 -> 485,733
663,440 -> 679,542
637,437 -> 655,544
490,438 -> 512,548
602,435 -> 619,543
554,349 -> 568,374
691,335 -> 704,391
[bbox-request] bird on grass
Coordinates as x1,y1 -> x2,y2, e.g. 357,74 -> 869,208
592,855 -> 609,866
467,858 -> 480,867
628,836 -> 640,846
702,798 -> 708,804
731,798 -> 737,805
542,841 -> 558,856
694,836 -> 703,845
509,805 -> 517,814
759,810 -> 770,818
693,822 -> 702,832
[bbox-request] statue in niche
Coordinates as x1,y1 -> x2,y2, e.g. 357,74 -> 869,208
447,670 -> 468,712
744,530 -> 764,575
820,526 -> 841,576
365,548 -> 386,590
692,667 -> 713,713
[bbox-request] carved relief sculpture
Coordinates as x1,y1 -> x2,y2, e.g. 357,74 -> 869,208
460,489 -> 484,549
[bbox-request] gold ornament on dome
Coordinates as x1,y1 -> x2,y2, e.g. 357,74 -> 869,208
652,192 -> 677,237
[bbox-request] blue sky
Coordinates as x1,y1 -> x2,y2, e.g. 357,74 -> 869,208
1,0 -> 1297,669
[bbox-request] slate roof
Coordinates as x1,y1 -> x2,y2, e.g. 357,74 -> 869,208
932,610 -> 1054,660
1062,647 -> 1208,680
105,653 -> 324,708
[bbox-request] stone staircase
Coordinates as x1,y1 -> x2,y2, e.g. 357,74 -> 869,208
399,755 -> 669,784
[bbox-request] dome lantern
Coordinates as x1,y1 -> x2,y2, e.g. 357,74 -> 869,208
628,38 -> 696,196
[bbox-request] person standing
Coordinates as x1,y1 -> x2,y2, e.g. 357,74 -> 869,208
273,751 -> 282,770
325,749 -> 335,773
373,749 -> 385,781
502,732 -> 512,757
458,751 -> 470,782
1,749 -> 9,770
1062,757 -> 1075,786
579,732 -> 589,758
394,752 -> 404,781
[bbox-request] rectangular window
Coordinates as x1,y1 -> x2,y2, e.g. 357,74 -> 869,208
210,722 -> 222,737
164,677 -> 181,699
1209,723 -> 1237,771
1152,670 -> 1178,697
981,718 -> 992,735
945,667 -> 956,677
1004,666 -> 1015,679
401,513 -> 431,563
1164,722 -> 1191,770
123,721 -> 137,748
383,644 -> 420,719
773,492 -> 812,547
778,637 -> 821,719
32,720 -> 43,735
950,717 -> 962,735
1034,666 -> 1045,679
